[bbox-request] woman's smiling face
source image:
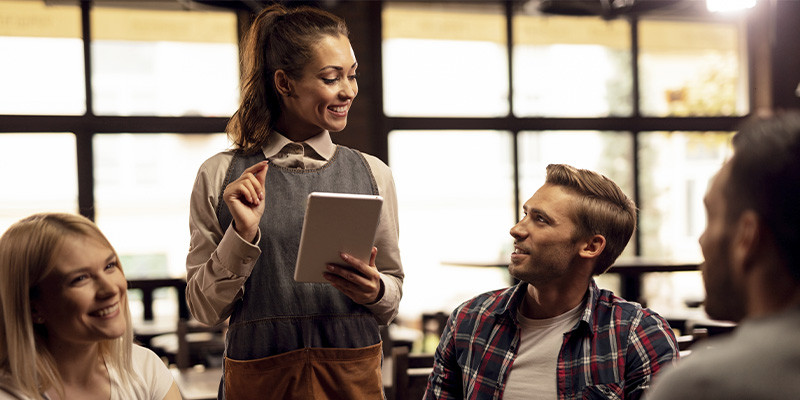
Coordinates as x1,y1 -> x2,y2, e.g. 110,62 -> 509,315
31,234 -> 128,346
277,34 -> 358,141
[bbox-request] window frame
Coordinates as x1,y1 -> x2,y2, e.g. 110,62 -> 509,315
0,0 -> 762,261
379,1 -> 756,257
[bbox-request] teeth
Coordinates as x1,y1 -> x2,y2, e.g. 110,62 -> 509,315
329,106 -> 346,112
93,304 -> 118,317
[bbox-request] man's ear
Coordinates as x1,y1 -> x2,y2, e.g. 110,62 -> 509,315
274,70 -> 293,97
579,234 -> 606,259
732,210 -> 760,274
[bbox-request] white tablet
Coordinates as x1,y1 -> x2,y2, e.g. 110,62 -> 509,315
294,192 -> 383,283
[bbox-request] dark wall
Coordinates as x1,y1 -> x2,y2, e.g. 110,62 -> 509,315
772,0 -> 800,110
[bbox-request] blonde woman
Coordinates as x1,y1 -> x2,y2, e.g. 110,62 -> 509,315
0,213 -> 182,400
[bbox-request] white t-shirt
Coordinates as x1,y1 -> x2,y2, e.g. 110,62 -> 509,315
503,302 -> 584,399
110,344 -> 174,400
0,344 -> 174,400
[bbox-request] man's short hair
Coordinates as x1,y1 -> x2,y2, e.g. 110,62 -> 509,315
545,164 -> 637,275
726,110 -> 800,280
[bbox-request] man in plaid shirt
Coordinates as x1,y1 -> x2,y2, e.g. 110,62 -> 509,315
425,164 -> 679,400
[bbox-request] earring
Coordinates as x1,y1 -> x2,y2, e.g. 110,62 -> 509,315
34,316 -> 44,324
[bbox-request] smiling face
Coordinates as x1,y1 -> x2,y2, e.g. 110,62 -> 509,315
31,234 -> 128,347
277,34 -> 358,141
509,184 -> 587,286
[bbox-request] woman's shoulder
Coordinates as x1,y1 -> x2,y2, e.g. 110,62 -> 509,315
131,344 -> 167,368
355,152 -> 392,179
198,150 -> 236,173
111,345 -> 173,400
357,151 -> 389,168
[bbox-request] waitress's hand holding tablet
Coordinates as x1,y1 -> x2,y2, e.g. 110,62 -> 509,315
295,192 -> 384,304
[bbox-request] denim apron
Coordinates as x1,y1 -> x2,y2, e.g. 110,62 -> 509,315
216,146 -> 383,399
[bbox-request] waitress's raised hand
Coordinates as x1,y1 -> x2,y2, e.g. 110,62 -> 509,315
223,161 -> 269,243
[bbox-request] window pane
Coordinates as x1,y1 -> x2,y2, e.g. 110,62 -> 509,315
388,130 -> 514,320
0,133 -> 78,234
512,15 -> 632,117
518,131 -> 635,261
638,131 -> 733,261
0,1 -> 85,115
93,133 -> 230,278
639,20 -> 748,116
382,3 -> 508,117
91,7 -> 239,117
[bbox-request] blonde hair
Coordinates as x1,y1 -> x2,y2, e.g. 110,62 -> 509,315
0,213 -> 135,399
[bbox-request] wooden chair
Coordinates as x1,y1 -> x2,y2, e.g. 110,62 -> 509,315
391,346 -> 435,400
676,327 -> 710,358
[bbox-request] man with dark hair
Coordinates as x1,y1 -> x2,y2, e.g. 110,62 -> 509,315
646,111 -> 800,399
425,164 -> 679,399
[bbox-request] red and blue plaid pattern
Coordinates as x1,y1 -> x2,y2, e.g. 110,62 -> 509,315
425,280 -> 679,400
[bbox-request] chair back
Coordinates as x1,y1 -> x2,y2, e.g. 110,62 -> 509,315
391,346 -> 434,400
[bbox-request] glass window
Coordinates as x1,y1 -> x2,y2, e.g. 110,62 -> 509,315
517,130 -> 636,261
91,7 -> 239,117
382,2 -> 508,117
0,133 -> 78,234
93,133 -> 230,278
512,15 -> 632,117
639,19 -> 748,116
388,130 -> 514,321
638,131 -> 734,261
641,270 -> 705,321
0,1 -> 85,115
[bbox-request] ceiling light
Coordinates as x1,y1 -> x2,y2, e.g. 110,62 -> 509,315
706,0 -> 757,13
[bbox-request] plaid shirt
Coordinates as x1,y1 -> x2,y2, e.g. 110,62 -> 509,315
424,280 -> 679,400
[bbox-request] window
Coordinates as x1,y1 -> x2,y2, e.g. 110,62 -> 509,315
0,1 -> 235,322
638,131 -> 734,260
382,3 -> 508,117
383,1 -> 749,322
93,133 -> 229,278
513,15 -> 632,117
0,1 -> 85,115
639,20 -> 748,116
91,7 -> 239,116
389,130 -> 514,315
0,133 -> 78,234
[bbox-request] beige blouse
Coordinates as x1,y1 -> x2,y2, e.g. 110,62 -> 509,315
185,130 -> 404,326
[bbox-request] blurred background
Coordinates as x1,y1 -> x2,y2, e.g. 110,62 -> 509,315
1,0 -> 799,355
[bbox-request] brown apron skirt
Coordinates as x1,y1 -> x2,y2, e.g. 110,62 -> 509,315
224,342 -> 383,399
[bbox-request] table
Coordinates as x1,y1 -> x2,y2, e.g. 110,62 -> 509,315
442,258 -> 701,303
170,366 -> 221,400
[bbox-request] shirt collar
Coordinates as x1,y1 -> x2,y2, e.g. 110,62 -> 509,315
261,130 -> 336,160
579,279 -> 601,333
497,279 -> 599,335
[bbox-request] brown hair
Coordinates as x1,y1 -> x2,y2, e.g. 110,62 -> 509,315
227,4 -> 349,154
545,164 -> 637,274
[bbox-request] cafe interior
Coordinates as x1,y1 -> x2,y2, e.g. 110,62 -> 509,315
1,0 -> 799,398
